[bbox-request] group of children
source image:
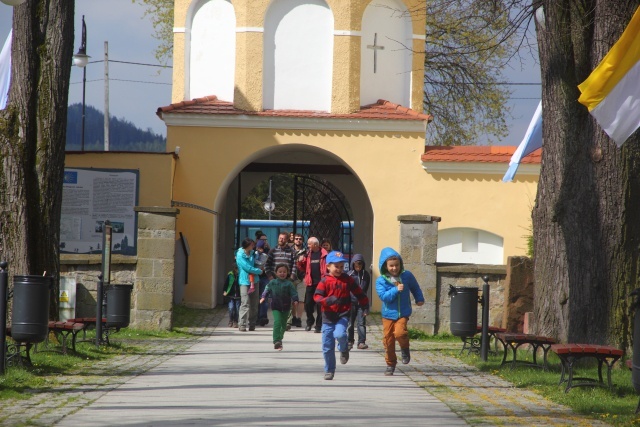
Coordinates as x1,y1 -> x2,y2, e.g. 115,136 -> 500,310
225,246 -> 424,380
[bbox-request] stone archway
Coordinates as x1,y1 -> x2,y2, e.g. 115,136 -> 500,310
212,146 -> 374,307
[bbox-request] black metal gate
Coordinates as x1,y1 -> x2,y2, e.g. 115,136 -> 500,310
292,176 -> 352,258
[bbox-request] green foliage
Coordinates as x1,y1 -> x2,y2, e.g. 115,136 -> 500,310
240,174 -> 297,220
454,349 -> 639,426
133,0 -> 174,65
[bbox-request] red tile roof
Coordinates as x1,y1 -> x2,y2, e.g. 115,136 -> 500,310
157,96 -> 432,122
421,145 -> 541,164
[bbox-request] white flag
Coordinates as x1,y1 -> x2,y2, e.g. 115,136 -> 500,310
0,29 -> 11,110
503,101 -> 542,182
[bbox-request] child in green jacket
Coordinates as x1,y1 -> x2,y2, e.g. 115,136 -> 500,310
260,264 -> 299,350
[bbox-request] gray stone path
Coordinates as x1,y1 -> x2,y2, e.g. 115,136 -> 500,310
0,308 -> 610,426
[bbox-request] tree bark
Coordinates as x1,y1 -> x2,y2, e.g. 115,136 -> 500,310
533,0 -> 640,348
0,1 -> 75,317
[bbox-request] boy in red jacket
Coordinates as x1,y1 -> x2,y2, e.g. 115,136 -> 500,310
314,251 -> 369,380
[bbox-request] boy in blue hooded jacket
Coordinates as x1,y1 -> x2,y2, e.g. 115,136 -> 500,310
375,247 -> 425,376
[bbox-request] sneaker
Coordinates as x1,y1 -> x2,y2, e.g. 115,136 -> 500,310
340,351 -> 349,364
314,328 -> 322,334
305,326 -> 312,332
401,348 -> 411,364
259,318 -> 269,326
239,326 -> 247,332
293,317 -> 302,327
324,372 -> 334,380
249,325 -> 256,331
384,366 -> 395,376
274,341 -> 283,350
232,322 -> 238,328
357,343 -> 369,350
228,321 -> 233,327
348,341 -> 354,351
286,325 -> 291,331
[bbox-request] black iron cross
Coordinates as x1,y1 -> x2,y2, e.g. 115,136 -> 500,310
367,33 -> 385,73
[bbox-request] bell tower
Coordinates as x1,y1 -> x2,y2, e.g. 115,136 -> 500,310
172,0 -> 426,113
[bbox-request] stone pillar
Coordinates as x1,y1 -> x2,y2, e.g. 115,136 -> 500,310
133,207 -> 179,330
502,256 -> 534,332
397,215 -> 441,334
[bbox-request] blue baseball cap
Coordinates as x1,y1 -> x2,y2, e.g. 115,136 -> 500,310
326,251 -> 348,264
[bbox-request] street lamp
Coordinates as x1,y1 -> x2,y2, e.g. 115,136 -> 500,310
72,16 -> 90,151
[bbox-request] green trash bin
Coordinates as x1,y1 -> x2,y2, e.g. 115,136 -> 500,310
105,284 -> 133,328
448,285 -> 478,338
11,275 -> 52,343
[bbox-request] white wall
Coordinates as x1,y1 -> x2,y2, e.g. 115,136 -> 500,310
263,0 -> 333,110
360,0 -> 412,107
189,0 -> 236,101
437,228 -> 505,265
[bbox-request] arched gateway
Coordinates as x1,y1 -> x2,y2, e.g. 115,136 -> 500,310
160,0 -> 430,310
64,1 -> 537,332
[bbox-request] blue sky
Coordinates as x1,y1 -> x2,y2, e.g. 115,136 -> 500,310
0,1 -> 540,144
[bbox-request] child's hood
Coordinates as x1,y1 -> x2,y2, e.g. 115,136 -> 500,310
350,253 -> 366,270
378,247 -> 404,276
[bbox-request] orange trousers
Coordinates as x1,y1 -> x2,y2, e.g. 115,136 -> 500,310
381,317 -> 409,367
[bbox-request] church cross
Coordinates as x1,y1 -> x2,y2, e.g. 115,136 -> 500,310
366,33 -> 385,73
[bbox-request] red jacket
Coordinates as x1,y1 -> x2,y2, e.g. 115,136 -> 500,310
314,273 -> 369,323
297,248 -> 328,287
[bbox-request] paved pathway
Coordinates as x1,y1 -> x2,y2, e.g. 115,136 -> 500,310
1,308 -> 611,426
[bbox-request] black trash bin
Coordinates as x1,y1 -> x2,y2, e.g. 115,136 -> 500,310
448,285 -> 478,337
105,284 -> 133,328
11,275 -> 52,343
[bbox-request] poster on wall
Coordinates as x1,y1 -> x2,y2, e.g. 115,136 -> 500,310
60,168 -> 139,255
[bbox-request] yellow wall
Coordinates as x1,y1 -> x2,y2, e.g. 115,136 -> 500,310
162,124 -> 536,307
65,152 -> 175,207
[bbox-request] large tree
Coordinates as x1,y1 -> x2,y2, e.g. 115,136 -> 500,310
0,1 -> 75,315
532,0 -> 640,347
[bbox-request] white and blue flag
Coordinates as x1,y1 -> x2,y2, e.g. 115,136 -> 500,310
503,101 -> 542,182
0,29 -> 12,110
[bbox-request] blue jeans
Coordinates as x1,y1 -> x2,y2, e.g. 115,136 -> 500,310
321,317 -> 349,373
348,306 -> 367,344
227,298 -> 240,322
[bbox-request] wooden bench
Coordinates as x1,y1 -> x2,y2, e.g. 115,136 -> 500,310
67,317 -> 112,344
4,327 -> 34,367
550,344 -> 623,393
42,321 -> 86,354
495,332 -> 556,370
460,325 -> 507,355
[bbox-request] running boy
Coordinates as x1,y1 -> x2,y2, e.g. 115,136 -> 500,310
260,264 -> 299,350
314,251 -> 369,380
375,247 -> 425,376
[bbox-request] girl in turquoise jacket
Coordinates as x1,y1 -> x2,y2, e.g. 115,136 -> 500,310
375,247 -> 424,375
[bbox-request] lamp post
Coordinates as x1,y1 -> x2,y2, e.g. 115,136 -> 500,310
72,16 -> 90,151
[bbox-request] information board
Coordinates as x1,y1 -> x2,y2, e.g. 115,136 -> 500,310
60,168 -> 139,255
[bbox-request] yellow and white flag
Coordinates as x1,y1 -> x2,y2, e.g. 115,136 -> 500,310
578,6 -> 640,146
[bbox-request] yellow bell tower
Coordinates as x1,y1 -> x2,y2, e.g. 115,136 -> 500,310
171,0 -> 425,114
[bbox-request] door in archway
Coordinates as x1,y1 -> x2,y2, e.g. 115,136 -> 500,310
292,175 -> 352,258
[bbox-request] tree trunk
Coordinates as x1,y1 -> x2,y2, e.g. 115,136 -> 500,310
0,1 -> 75,318
533,0 -> 640,348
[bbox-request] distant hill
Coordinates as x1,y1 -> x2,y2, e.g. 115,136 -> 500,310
66,103 -> 166,152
